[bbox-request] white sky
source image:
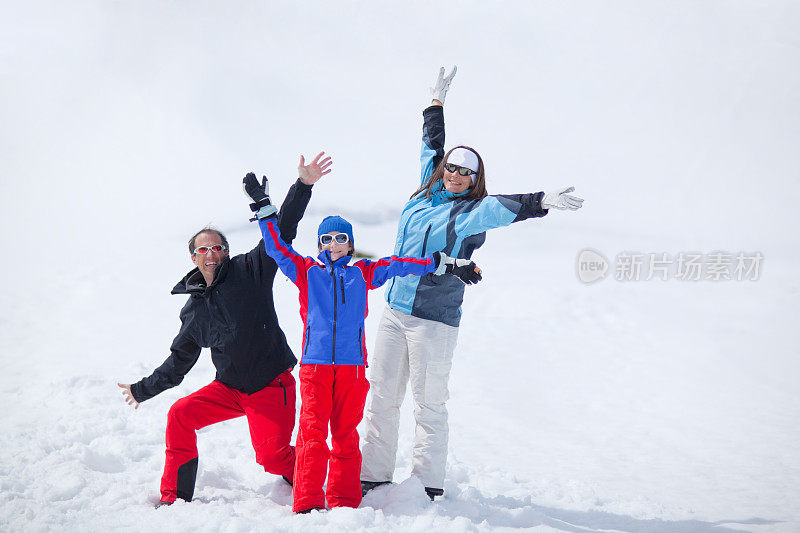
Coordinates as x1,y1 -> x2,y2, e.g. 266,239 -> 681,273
1,1 -> 799,280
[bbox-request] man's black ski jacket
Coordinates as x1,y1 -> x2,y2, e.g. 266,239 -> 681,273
131,179 -> 312,403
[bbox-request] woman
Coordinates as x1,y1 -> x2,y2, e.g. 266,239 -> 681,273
360,67 -> 583,500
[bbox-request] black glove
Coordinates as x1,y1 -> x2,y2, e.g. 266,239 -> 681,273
433,251 -> 483,285
450,260 -> 482,285
243,172 -> 277,219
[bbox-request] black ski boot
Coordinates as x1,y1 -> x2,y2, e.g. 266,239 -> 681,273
425,487 -> 444,501
361,480 -> 391,496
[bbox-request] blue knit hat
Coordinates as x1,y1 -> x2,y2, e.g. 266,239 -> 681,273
317,215 -> 354,244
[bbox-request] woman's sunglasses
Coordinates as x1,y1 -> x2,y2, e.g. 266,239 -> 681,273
319,233 -> 350,245
193,244 -> 227,255
444,163 -> 476,176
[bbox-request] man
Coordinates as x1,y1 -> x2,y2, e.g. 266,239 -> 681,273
119,152 -> 332,506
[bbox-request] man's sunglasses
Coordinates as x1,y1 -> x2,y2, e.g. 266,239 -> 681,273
444,163 -> 476,176
193,244 -> 228,255
319,233 -> 350,245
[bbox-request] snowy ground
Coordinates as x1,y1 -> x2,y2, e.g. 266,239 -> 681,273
2,2 -> 799,532
1,213 -> 798,532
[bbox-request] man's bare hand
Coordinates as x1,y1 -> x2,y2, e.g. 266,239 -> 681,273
118,383 -> 139,410
298,152 -> 332,185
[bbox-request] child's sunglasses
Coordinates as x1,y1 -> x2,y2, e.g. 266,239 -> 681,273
193,244 -> 227,255
319,233 -> 350,245
444,163 -> 476,176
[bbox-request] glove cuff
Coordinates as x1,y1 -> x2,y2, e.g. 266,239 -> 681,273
255,205 -> 277,220
249,198 -> 272,212
433,251 -> 452,276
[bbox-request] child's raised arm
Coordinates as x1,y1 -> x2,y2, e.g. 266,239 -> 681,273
243,172 -> 315,285
258,216 -> 314,285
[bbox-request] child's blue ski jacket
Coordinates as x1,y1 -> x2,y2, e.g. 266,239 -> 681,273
259,218 -> 437,365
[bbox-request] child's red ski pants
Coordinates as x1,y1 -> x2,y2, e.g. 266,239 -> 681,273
160,371 -> 296,503
293,364 -> 369,512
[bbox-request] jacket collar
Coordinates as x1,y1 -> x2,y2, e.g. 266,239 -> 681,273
317,250 -> 353,273
171,256 -> 231,295
427,179 -> 470,206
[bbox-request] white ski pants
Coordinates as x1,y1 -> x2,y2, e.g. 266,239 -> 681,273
361,306 -> 459,490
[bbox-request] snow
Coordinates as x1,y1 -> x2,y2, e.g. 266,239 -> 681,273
2,1 -> 799,532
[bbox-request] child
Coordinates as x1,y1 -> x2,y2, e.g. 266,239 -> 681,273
243,172 -> 481,513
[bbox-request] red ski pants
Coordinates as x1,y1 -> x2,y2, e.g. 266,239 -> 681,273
160,372 -> 296,503
293,364 -> 369,512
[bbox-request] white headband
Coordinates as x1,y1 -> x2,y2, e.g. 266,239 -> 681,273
446,147 -> 479,184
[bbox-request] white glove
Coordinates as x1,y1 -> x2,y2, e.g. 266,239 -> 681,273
542,186 -> 584,211
430,66 -> 457,104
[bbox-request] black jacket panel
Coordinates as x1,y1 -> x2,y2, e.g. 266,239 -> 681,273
422,105 -> 446,171
131,179 -> 312,402
500,192 -> 549,222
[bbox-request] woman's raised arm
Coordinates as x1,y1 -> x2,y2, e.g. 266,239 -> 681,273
420,67 -> 456,185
